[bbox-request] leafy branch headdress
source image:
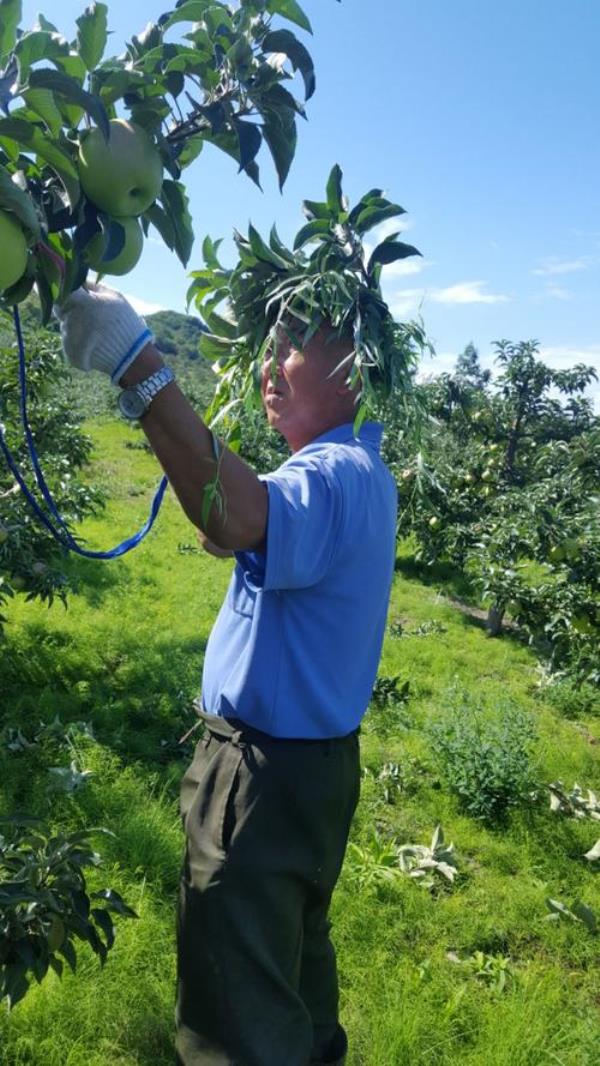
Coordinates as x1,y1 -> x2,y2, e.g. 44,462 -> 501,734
187,164 -> 430,438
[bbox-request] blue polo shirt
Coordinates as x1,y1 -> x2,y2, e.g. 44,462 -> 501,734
200,421 -> 398,738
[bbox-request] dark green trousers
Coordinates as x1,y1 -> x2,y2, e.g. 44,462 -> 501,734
175,711 -> 360,1066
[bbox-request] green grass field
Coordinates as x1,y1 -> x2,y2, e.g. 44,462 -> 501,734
1,419 -> 599,1065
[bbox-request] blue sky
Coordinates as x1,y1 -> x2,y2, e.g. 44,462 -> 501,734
23,0 -> 600,399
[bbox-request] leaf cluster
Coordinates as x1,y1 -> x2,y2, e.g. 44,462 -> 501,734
188,164 -> 428,432
0,816 -> 137,1009
0,0 -> 327,316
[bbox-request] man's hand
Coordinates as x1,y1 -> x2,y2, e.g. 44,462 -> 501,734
55,282 -> 154,384
197,530 -> 234,559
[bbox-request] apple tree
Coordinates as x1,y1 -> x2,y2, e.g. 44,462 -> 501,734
0,0 -> 329,317
392,341 -> 600,682
0,0 -> 329,611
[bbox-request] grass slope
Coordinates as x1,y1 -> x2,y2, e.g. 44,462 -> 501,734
1,419 -> 599,1065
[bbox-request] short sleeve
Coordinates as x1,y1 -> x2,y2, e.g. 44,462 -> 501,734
236,463 -> 343,591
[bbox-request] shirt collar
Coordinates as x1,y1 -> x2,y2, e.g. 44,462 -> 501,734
300,421 -> 383,453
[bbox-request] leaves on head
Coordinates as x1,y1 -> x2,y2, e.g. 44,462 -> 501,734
188,164 -> 428,434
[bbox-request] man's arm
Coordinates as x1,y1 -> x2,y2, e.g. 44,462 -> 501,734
121,343 -> 267,552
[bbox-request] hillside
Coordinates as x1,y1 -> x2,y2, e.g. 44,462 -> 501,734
0,302 -> 217,419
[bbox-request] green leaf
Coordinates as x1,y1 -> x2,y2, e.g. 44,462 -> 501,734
0,118 -> 80,207
367,237 -> 421,273
234,118 -> 262,176
326,163 -> 344,214
22,87 -> 63,136
248,222 -> 289,268
0,165 -> 40,236
76,3 -> 108,72
265,0 -> 312,34
262,107 -> 296,191
144,201 -> 176,251
293,217 -> 331,250
571,900 -> 598,933
261,28 -> 315,99
0,0 -> 21,61
159,179 -> 194,266
14,31 -> 63,84
27,69 -> 109,137
91,907 -> 115,949
353,203 -> 406,236
301,197 -> 330,221
162,0 -> 213,30
176,134 -> 204,169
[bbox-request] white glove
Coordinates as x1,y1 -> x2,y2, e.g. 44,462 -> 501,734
55,282 -> 155,385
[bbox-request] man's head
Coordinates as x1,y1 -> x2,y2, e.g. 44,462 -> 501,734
261,320 -> 360,452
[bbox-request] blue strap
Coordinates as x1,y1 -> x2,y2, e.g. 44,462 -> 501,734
0,306 -> 168,560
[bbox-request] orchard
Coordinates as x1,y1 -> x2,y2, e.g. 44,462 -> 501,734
1,1 -> 599,1058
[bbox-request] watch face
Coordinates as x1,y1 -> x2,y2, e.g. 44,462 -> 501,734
118,388 -> 146,420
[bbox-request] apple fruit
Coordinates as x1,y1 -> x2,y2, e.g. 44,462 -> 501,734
78,119 -> 163,217
429,516 -> 440,529
85,217 -> 144,276
0,210 -> 28,291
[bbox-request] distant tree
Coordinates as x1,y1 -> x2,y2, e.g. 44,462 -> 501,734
455,342 -> 491,389
391,341 -> 600,681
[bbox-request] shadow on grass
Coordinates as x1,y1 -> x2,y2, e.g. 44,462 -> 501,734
0,622 -> 207,785
60,550 -> 137,608
394,553 -> 478,604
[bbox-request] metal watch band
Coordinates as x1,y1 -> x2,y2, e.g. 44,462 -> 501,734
135,366 -> 175,410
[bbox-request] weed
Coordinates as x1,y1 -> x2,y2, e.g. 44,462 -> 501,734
429,692 -> 537,823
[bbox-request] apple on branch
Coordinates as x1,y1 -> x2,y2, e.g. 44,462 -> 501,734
78,119 -> 164,218
0,210 -> 28,292
85,217 -> 144,276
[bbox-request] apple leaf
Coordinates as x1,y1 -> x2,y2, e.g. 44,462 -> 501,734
26,69 -> 109,138
233,117 -> 261,176
0,0 -> 21,62
144,201 -> 176,252
161,0 -> 213,31
159,179 -> 194,266
353,203 -> 407,236
262,106 -> 297,191
0,164 -> 40,237
261,29 -> 315,100
0,118 -> 80,207
367,235 -> 421,274
76,2 -> 108,73
266,0 -> 313,35
22,87 -> 63,136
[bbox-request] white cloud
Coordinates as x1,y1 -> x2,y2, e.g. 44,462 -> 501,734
123,293 -> 167,315
431,281 -> 509,305
532,256 -> 598,276
382,257 -> 432,279
538,344 -> 600,370
372,217 -> 414,241
388,288 -> 428,317
545,284 -> 572,301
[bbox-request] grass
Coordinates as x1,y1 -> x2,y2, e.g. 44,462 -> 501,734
1,418 -> 599,1064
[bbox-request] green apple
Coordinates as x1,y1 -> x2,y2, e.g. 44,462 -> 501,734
85,217 -> 144,276
78,119 -> 163,217
429,516 -> 440,529
0,210 -> 28,291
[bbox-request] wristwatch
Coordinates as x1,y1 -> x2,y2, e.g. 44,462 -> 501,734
118,367 -> 175,420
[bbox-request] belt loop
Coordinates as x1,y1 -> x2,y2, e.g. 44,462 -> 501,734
230,728 -> 247,750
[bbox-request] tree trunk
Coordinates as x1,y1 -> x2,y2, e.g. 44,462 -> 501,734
486,603 -> 505,636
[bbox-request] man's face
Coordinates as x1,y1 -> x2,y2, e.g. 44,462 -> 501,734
260,324 -> 354,452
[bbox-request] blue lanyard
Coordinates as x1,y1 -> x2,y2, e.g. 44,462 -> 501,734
0,306 -> 168,560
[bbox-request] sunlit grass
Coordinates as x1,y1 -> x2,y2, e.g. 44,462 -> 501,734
1,418 -> 599,1064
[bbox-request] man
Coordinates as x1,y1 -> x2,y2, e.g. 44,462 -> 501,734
57,283 -> 398,1065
